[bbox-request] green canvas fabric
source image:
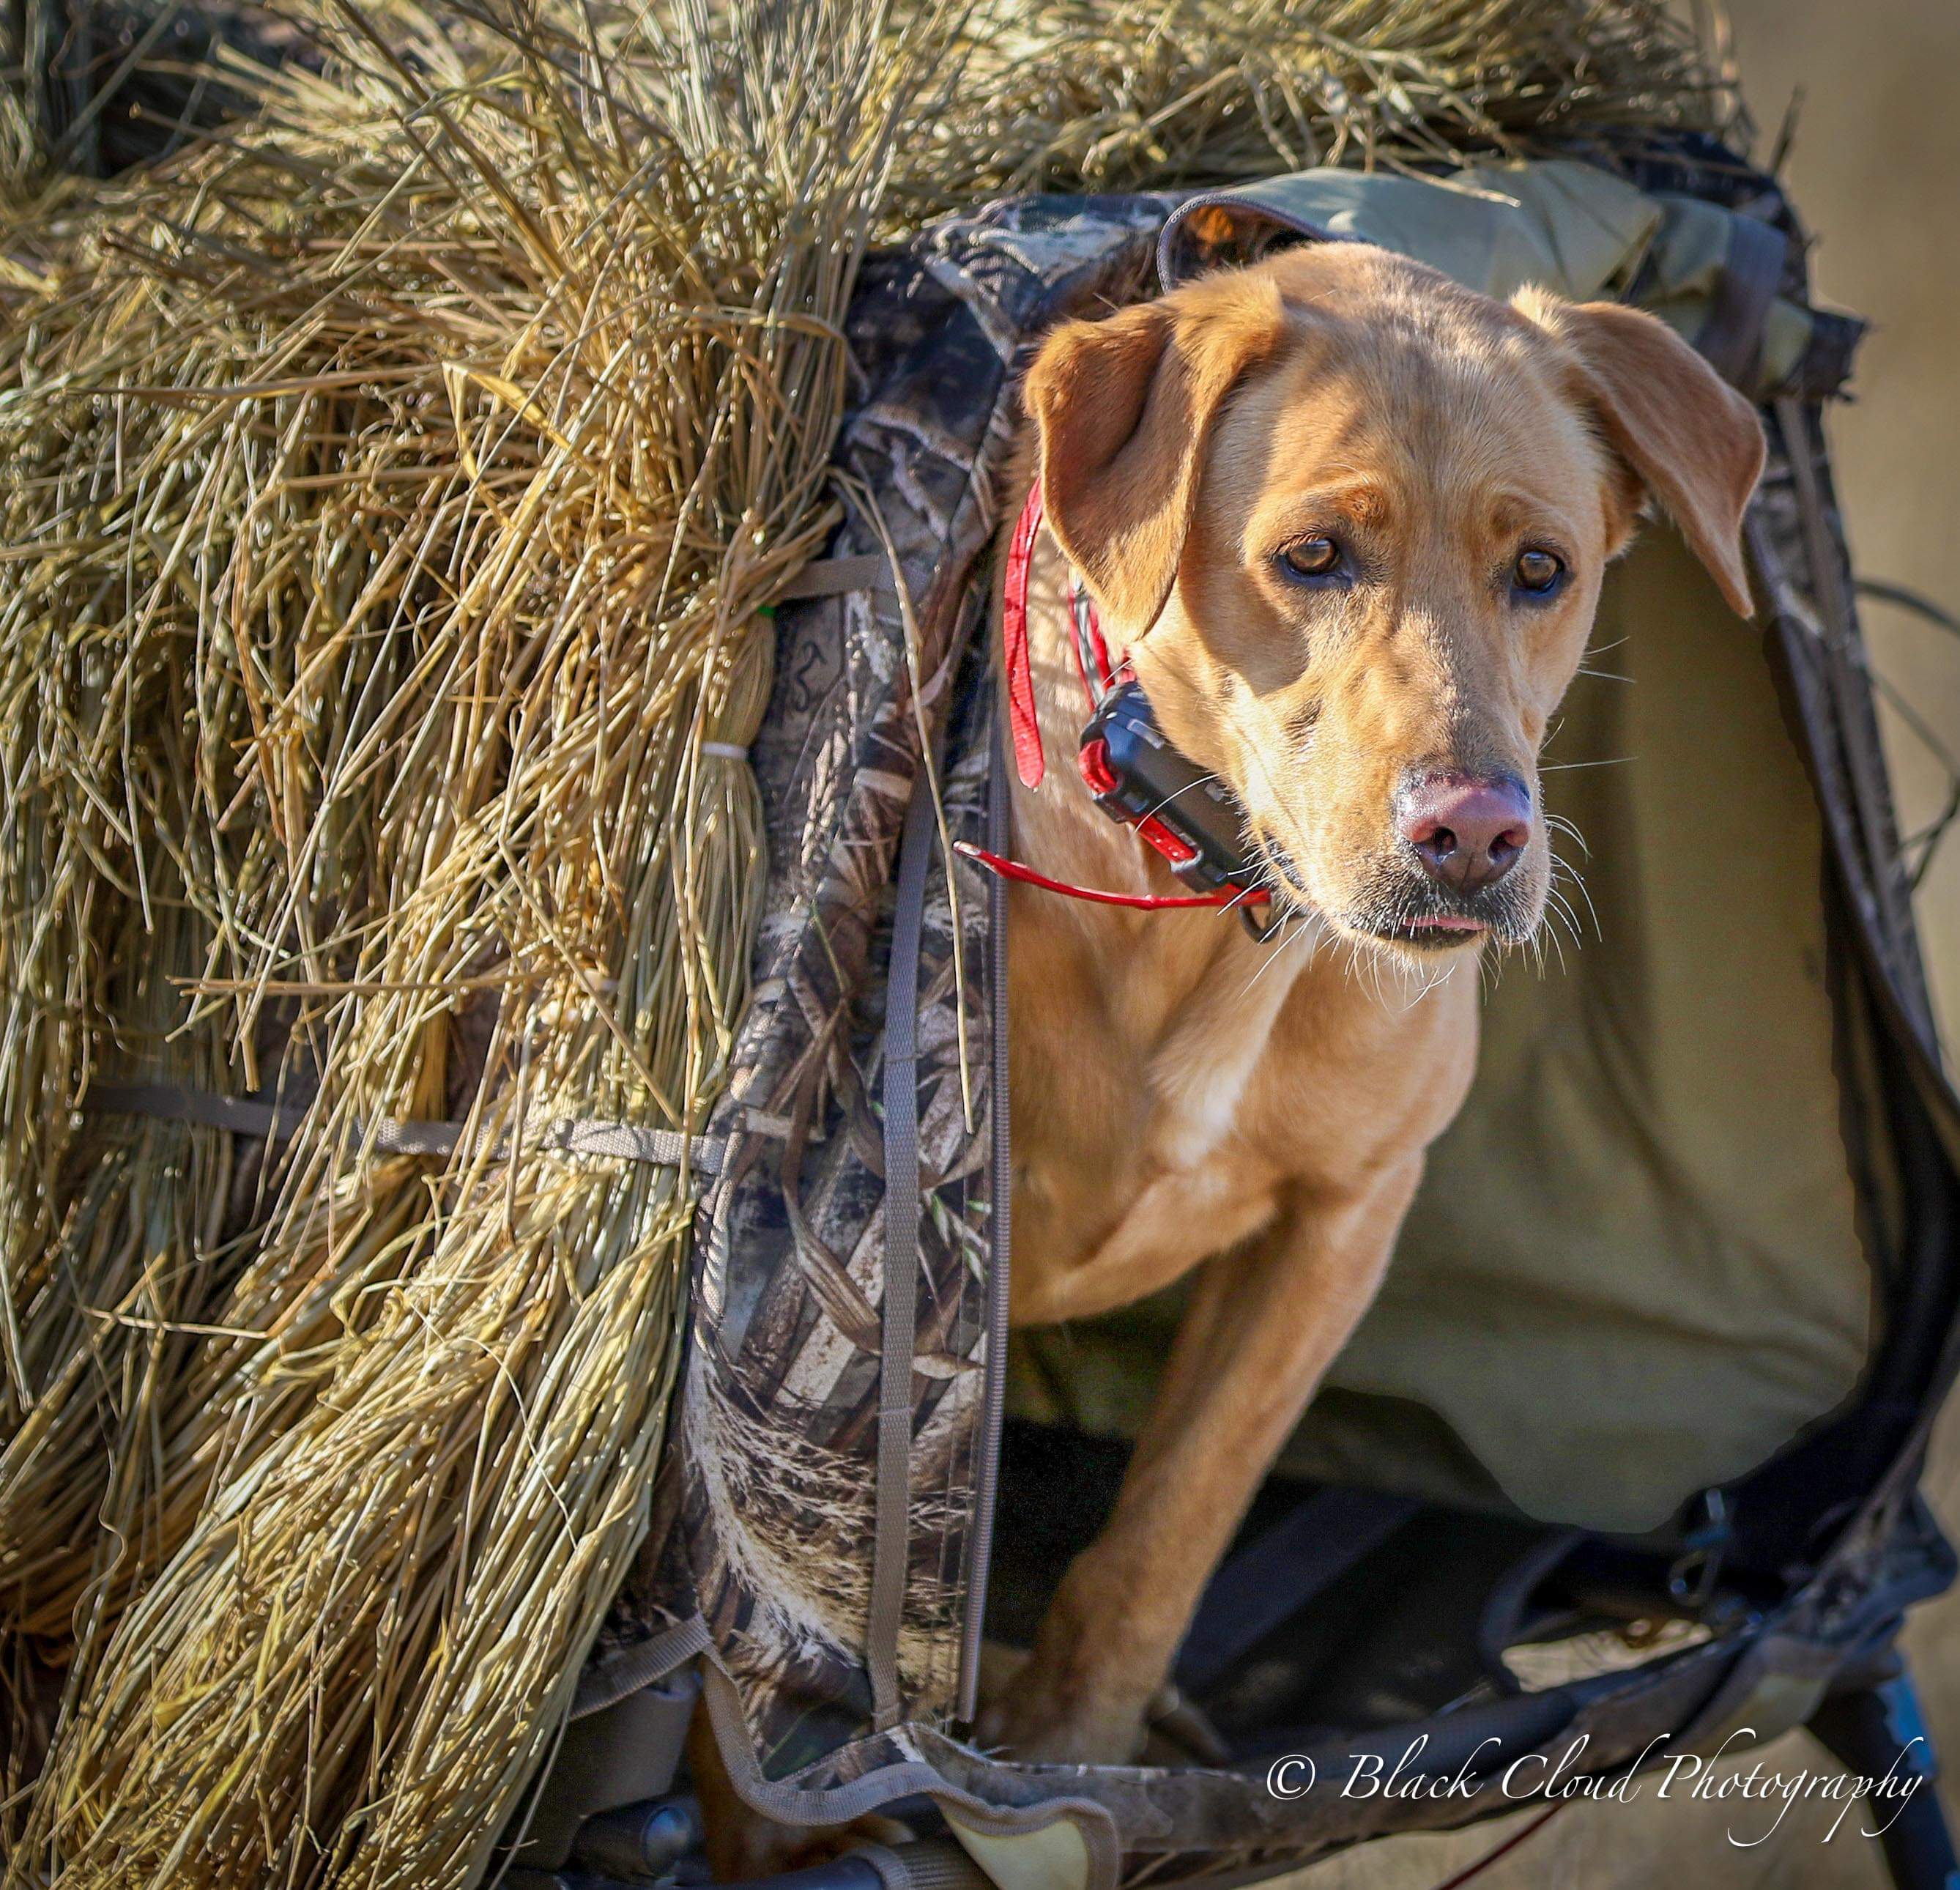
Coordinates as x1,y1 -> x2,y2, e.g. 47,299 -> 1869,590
1162,159 -> 1823,399
1164,159 -> 1661,300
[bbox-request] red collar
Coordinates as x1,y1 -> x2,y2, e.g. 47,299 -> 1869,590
968,481 -> 1269,914
1001,478 -> 1119,787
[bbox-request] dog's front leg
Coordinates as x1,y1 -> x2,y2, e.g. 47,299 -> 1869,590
977,1157 -> 1425,1765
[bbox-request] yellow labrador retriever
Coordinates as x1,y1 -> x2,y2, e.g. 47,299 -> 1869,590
696,234 -> 1762,1869
975,236 -> 1763,1764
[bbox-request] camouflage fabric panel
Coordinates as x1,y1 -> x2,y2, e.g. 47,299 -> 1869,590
599,194 -> 1169,1775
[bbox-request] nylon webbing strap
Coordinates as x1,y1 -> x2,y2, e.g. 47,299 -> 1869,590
86,1081 -> 301,1141
569,1612 -> 714,1718
694,1656 -> 1123,1890
85,1081 -> 727,1174
1771,399 -> 1938,1046
956,729 -> 1013,1722
866,768 -> 935,1729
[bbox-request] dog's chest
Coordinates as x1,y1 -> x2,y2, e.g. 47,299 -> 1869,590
1140,925 -> 1318,1166
1003,922 -> 1339,1327
1011,919 -> 1322,1232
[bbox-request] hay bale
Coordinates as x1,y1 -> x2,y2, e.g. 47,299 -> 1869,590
0,1 -> 1737,1883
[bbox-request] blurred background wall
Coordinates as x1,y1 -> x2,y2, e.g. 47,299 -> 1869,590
1290,5 -> 1960,1885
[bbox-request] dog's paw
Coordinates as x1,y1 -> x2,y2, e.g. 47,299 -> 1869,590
971,1660 -> 1151,1767
971,1641 -> 1228,1768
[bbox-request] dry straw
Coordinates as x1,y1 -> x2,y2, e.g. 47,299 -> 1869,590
0,1 -> 1732,1883
912,0 -> 1738,203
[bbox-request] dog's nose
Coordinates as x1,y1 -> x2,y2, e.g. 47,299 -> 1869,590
1397,774 -> 1532,894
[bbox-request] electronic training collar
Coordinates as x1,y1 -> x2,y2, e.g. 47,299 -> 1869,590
959,479 -> 1274,929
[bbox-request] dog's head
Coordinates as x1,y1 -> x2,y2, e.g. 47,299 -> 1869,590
1025,241 -> 1765,956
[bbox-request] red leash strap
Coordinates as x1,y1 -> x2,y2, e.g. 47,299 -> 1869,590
1069,575 -> 1117,702
956,842 -> 1269,911
1002,480 -> 1049,788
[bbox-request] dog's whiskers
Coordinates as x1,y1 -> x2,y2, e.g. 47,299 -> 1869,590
1548,848 -> 1602,940
1537,905 -> 1574,978
1544,812 -> 1590,858
1543,885 -> 1583,945
1241,903 -> 1313,996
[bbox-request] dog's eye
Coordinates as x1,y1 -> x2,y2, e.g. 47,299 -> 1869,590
1280,536 -> 1343,580
1514,549 -> 1565,596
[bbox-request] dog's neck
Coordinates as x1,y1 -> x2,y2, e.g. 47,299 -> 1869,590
995,505 -> 1332,1166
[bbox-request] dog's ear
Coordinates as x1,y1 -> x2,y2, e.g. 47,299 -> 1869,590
1024,284 -> 1286,632
1515,290 -> 1766,618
